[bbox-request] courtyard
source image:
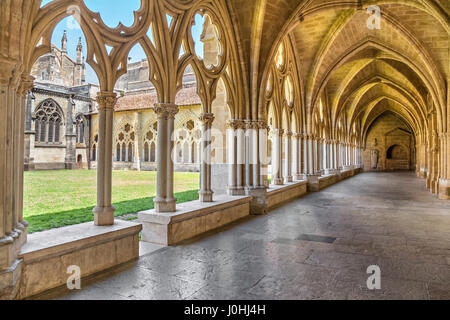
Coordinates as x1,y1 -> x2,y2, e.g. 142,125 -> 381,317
23,170 -> 199,233
52,172 -> 450,300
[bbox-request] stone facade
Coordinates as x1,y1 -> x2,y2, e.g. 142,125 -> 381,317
364,113 -> 416,171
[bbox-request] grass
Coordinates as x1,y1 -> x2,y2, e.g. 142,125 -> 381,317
24,170 -> 199,233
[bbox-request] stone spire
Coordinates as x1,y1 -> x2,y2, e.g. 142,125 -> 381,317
76,37 -> 83,64
61,30 -> 68,53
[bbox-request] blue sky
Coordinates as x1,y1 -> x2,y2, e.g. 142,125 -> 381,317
40,0 -> 204,84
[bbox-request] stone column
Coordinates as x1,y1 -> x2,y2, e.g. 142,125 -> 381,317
65,96 -> 77,169
324,140 -> 330,175
226,119 -> 246,195
439,132 -> 450,199
0,62 -> 30,299
293,133 -> 302,180
134,113 -> 142,171
24,91 -> 36,171
226,120 -> 238,195
93,92 -> 117,225
305,135 -> 314,175
199,113 -> 215,202
305,135 -> 319,191
284,130 -> 293,183
271,129 -> 284,185
244,121 -> 252,190
259,121 -> 270,188
245,120 -> 268,215
153,103 -> 179,212
236,122 -> 246,193
314,137 -> 321,175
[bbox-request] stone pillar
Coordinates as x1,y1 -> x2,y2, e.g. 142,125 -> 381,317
153,103 -> 179,212
226,119 -> 246,195
244,120 -> 258,190
271,129 -> 284,185
226,120 -> 238,195
305,135 -> 313,175
134,113 -> 142,171
0,62 -> 30,299
259,122 -> 270,188
313,137 -> 321,175
245,120 -> 268,215
438,132 -> 449,199
284,130 -> 293,183
293,133 -> 302,180
199,113 -> 215,202
93,92 -> 117,225
24,91 -> 35,171
236,122 -> 246,193
65,96 -> 77,169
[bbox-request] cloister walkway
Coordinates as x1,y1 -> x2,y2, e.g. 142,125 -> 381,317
56,172 -> 450,300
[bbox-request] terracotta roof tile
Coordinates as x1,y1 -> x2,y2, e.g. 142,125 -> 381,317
114,86 -> 201,112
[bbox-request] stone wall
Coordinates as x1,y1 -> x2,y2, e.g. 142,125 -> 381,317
364,113 -> 415,171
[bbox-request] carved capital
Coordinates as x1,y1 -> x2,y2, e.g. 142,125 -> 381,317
256,120 -> 269,130
226,119 -> 245,130
153,103 -> 179,119
244,120 -> 258,130
96,92 -> 117,110
199,113 -> 215,125
18,74 -> 35,97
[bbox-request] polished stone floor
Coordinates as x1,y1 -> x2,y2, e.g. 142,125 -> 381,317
58,172 -> 450,300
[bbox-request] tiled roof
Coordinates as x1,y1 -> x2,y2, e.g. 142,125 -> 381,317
114,86 -> 201,112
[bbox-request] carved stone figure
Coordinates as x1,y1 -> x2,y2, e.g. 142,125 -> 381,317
371,149 -> 379,169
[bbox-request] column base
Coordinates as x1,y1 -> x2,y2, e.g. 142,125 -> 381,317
93,206 -> 116,226
438,179 -> 450,200
284,176 -> 293,183
294,174 -> 306,181
272,178 -> 284,185
199,190 -> 214,202
0,222 -> 28,300
0,259 -> 22,300
154,198 -> 177,213
228,187 -> 245,196
307,174 -> 321,192
245,187 -> 268,215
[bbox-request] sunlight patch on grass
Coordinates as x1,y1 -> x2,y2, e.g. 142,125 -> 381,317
24,170 -> 199,233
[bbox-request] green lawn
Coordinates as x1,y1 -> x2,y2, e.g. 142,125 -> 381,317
24,170 -> 199,233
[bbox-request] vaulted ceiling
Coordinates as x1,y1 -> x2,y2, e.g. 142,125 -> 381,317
228,0 -> 449,138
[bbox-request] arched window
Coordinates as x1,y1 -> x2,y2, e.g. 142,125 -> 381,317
116,143 -> 121,161
122,142 -> 126,162
144,122 -> 158,163
34,99 -> 63,144
115,123 -> 136,162
191,142 -> 196,164
144,142 -> 149,162
128,143 -> 133,162
76,115 -> 85,144
92,134 -> 98,161
150,142 -> 156,162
